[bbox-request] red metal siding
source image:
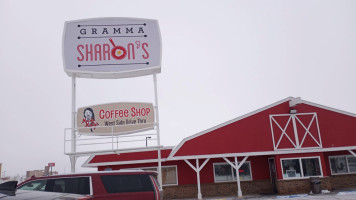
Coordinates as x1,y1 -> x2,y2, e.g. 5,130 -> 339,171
174,102 -> 356,157
174,102 -> 290,157
90,149 -> 172,164
296,104 -> 356,148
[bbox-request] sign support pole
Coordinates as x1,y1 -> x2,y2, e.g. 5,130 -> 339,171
153,74 -> 162,189
70,76 -> 77,173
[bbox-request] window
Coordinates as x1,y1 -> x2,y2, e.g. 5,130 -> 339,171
302,158 -> 321,177
129,166 -> 178,186
348,157 -> 356,173
281,157 -> 322,179
330,155 -> 356,175
18,180 -> 47,191
214,163 -> 234,182
18,177 -> 90,195
213,162 -> 252,182
51,177 -> 90,195
101,174 -> 153,193
162,166 -> 178,185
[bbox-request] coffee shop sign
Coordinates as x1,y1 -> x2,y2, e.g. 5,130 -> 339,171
77,102 -> 155,136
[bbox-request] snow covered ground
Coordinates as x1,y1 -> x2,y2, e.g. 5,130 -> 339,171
173,190 -> 356,200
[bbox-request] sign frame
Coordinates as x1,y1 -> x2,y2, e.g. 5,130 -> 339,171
62,17 -> 162,79
76,102 -> 155,136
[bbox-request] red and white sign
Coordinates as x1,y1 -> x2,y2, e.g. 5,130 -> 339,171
77,102 -> 155,136
48,163 -> 55,167
63,18 -> 161,79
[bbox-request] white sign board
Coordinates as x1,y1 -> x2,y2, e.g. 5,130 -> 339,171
63,18 -> 161,79
77,102 -> 155,136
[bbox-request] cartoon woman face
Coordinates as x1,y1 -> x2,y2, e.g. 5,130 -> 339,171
84,109 -> 93,121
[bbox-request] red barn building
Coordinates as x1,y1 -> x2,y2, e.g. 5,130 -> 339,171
83,97 -> 356,199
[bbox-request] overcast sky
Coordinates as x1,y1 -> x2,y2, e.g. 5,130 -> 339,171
1,0 -> 355,177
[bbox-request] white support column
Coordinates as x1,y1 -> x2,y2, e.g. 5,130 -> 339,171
153,74 -> 162,189
70,77 -> 77,173
196,159 -> 202,200
223,156 -> 249,198
184,158 -> 210,200
235,157 -> 242,197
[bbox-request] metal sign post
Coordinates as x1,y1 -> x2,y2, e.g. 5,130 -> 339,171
70,77 -> 77,173
153,74 -> 162,189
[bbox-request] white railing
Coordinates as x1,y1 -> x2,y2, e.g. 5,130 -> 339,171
64,124 -> 159,156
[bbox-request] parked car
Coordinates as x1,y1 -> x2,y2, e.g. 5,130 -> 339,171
17,170 -> 163,200
0,181 -> 90,199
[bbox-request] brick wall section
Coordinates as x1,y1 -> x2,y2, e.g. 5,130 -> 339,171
163,175 -> 356,199
163,180 -> 272,199
276,178 -> 332,195
329,174 -> 356,190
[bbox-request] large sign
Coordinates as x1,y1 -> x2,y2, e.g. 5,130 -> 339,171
77,102 -> 155,136
63,18 -> 161,79
48,163 -> 55,167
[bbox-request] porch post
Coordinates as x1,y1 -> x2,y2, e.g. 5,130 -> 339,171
223,156 -> 249,198
235,157 -> 242,197
184,158 -> 210,200
196,159 -> 202,200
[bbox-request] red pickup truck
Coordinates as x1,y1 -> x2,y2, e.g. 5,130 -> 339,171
17,170 -> 163,200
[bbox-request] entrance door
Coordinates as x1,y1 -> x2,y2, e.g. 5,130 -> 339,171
268,158 -> 278,194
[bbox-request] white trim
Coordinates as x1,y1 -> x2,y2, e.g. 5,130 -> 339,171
68,145 -> 166,157
271,116 -> 296,149
302,100 -> 356,118
184,160 -> 197,172
270,113 -> 322,150
349,150 -> 356,158
295,114 -> 321,147
238,156 -> 249,169
83,158 -> 167,167
167,145 -> 356,161
199,159 -> 210,171
280,156 -> 323,179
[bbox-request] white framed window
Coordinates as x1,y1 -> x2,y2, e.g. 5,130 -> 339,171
213,162 -> 252,183
329,155 -> 356,175
124,166 -> 178,186
281,157 -> 322,179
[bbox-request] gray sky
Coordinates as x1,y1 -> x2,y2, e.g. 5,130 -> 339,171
1,0 -> 356,177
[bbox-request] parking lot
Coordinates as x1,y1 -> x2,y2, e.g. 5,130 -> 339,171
171,190 -> 356,200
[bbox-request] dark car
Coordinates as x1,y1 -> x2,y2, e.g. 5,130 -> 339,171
0,181 -> 90,199
17,170 -> 163,200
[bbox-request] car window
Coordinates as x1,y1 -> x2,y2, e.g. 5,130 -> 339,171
101,174 -> 153,193
18,180 -> 47,191
51,177 -> 90,195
